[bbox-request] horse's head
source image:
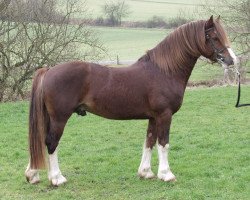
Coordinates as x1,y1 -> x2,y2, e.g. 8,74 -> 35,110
203,16 -> 237,67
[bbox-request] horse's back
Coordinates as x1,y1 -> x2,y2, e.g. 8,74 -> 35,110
41,60 -> 183,120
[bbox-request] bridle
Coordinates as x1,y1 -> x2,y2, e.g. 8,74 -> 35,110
205,27 -> 227,63
206,27 -> 250,108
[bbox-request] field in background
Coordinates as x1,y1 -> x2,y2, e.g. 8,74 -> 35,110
0,86 -> 249,199
75,1 -> 242,83
85,0 -> 202,21
90,26 -> 224,82
93,27 -> 168,60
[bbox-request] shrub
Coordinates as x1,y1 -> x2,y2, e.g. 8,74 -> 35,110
95,17 -> 105,26
146,15 -> 167,28
166,17 -> 191,28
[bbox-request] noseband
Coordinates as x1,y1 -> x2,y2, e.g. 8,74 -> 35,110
205,27 -> 227,63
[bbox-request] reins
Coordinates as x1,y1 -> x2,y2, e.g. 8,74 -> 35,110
234,68 -> 250,108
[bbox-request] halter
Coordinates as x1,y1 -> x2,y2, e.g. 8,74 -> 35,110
206,27 -> 250,108
205,27 -> 227,63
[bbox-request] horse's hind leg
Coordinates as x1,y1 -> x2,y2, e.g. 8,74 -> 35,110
25,161 -> 40,184
138,118 -> 157,179
46,117 -> 68,186
48,147 -> 67,186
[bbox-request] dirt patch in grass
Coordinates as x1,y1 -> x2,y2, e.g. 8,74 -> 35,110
187,78 -> 250,88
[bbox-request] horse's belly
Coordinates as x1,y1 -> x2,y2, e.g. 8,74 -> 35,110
83,94 -> 150,120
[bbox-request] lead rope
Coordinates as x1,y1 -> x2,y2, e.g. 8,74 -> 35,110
234,68 -> 250,108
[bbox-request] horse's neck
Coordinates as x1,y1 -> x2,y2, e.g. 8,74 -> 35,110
139,48 -> 199,86
177,56 -> 199,84
138,43 -> 199,87
161,52 -> 199,88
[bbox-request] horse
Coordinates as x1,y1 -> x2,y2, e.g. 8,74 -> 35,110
25,16 -> 237,186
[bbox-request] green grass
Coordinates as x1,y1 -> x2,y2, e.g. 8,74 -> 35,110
92,26 -> 168,60
0,86 -> 249,199
85,0 -> 202,21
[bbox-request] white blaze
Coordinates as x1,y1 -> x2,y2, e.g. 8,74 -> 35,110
227,48 -> 238,66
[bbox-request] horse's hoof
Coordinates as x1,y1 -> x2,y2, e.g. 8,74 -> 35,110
50,174 -> 67,186
26,176 -> 40,184
25,169 -> 40,184
138,168 -> 155,179
157,170 -> 176,182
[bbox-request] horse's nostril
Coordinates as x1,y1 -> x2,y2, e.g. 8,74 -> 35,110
225,58 -> 234,66
229,59 -> 234,66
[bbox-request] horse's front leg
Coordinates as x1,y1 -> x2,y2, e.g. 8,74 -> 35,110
138,118 -> 157,179
156,110 -> 176,182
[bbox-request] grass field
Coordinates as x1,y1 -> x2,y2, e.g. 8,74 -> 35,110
93,26 -> 168,60
0,86 -> 249,199
92,25 -> 240,61
85,0 -> 202,21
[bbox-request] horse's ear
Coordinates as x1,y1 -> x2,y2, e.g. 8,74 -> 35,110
216,15 -> 221,21
205,15 -> 214,30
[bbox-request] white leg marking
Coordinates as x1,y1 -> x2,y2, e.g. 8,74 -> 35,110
25,161 -> 40,184
157,143 -> 176,182
48,148 -> 67,186
138,141 -> 155,178
227,48 -> 238,66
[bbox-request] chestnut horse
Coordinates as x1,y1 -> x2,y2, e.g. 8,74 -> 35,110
25,16 -> 237,186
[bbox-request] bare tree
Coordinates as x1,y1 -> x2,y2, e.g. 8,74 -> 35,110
0,0 -> 11,12
102,0 -> 131,26
202,0 -> 249,54
0,0 -> 105,101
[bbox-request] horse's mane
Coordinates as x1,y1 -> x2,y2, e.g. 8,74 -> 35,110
140,19 -> 230,74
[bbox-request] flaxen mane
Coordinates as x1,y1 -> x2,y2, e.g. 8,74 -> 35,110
145,19 -> 229,74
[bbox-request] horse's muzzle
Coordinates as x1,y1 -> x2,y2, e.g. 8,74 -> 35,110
223,56 -> 234,66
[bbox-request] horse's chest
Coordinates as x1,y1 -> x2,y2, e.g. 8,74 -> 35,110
148,86 -> 185,115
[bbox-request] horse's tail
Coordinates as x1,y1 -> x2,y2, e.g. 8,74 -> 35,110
28,68 -> 49,169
